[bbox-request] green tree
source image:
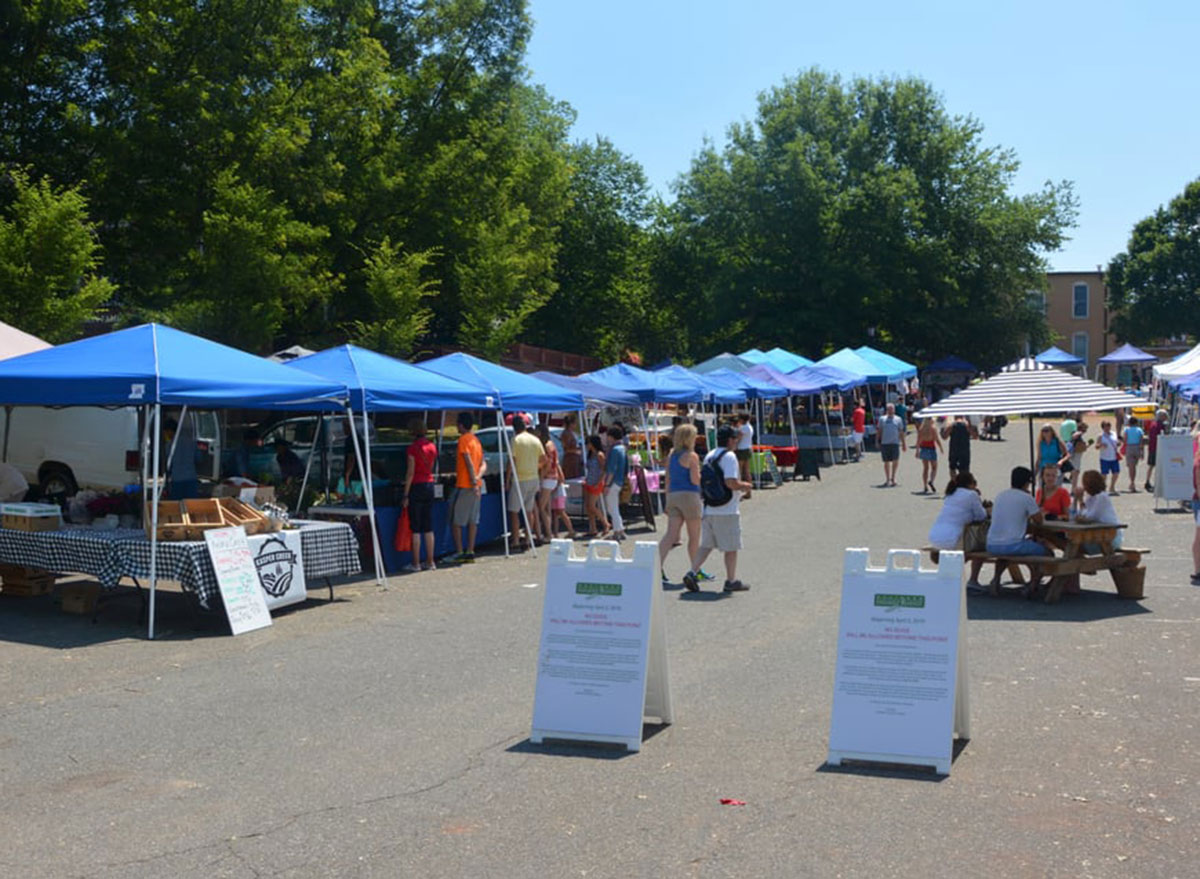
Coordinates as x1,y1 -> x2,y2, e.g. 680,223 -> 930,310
169,169 -> 334,353
662,69 -> 1075,365
1107,178 -> 1200,343
527,137 -> 656,362
348,238 -> 438,358
0,168 -> 115,342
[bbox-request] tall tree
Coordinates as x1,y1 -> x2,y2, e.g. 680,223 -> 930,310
662,69 -> 1075,365
0,168 -> 114,342
527,137 -> 654,362
1107,178 -> 1200,343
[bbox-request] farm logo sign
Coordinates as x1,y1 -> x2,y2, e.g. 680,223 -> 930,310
254,536 -> 299,597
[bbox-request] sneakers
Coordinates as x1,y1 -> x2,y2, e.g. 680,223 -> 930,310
1144,480 -> 1153,492
459,551 -> 476,564
722,580 -> 750,593
696,569 -> 716,582
400,563 -> 420,574
682,571 -> 699,593
1190,573 -> 1200,586
661,570 -> 673,586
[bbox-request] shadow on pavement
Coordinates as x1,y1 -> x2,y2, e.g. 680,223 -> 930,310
506,722 -> 669,760
966,589 -> 1152,623
815,739 -> 968,782
677,590 -> 730,602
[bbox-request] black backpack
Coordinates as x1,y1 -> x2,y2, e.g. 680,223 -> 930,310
700,449 -> 734,506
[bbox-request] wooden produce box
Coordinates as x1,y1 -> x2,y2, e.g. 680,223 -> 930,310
182,498 -> 226,541
216,497 -> 270,535
1,503 -> 62,532
145,500 -> 188,541
0,563 -> 56,597
60,582 -> 101,614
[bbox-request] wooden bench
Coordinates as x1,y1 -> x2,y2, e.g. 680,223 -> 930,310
921,546 -> 1151,603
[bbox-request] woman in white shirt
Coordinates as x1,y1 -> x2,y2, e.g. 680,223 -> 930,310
928,471 -> 990,589
1074,469 -> 1123,553
1096,420 -> 1121,494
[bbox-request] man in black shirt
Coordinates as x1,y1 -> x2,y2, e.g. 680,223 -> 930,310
942,416 -> 975,480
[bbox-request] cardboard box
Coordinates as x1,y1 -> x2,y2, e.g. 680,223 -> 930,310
60,582 -> 101,615
1,502 -> 62,532
214,483 -> 276,506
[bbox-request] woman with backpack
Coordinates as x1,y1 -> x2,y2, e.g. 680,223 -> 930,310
658,423 -> 702,585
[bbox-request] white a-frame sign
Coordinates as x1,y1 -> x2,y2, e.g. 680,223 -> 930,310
827,549 -> 970,775
531,539 -> 673,752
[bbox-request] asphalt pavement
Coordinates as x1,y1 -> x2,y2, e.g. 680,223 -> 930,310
1,426 -> 1197,878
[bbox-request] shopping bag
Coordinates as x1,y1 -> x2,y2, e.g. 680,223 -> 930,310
394,508 -> 412,553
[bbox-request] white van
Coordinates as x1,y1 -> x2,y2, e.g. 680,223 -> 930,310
0,407 -> 220,494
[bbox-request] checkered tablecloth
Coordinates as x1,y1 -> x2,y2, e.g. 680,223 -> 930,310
0,521 -> 360,606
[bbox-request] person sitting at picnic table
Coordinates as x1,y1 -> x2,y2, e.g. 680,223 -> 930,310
927,471 -> 990,591
986,466 -> 1053,591
1035,464 -> 1072,520
1073,469 -> 1123,553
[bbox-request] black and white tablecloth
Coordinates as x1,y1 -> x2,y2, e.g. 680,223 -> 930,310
0,521 -> 360,606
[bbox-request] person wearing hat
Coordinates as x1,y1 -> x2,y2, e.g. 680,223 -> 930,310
273,439 -> 305,480
682,424 -> 753,594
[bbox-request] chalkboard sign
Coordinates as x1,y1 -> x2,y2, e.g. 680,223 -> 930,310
205,527 -> 273,635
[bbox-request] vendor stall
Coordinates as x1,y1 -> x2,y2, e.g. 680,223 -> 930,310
0,323 -> 349,638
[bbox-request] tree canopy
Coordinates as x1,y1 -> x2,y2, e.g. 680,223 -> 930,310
2,10 -> 1075,367
1107,178 -> 1200,344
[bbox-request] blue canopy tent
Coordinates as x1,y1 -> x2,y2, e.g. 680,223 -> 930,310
817,348 -> 906,384
739,348 -> 771,365
790,364 -> 868,393
419,353 -> 586,557
924,355 -> 978,374
528,371 -> 642,408
763,347 -> 814,373
583,362 -> 715,405
1035,345 -> 1086,377
1095,342 -> 1157,383
704,368 -> 787,399
283,345 -> 497,584
854,346 -> 917,380
0,323 -> 349,638
656,365 -> 746,405
690,352 -> 755,375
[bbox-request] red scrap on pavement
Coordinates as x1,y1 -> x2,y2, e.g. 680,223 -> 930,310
719,798 -> 746,806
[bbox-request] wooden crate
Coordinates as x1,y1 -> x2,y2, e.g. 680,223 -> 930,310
60,582 -> 101,614
182,498 -> 226,541
0,564 -> 55,596
145,501 -> 188,541
216,497 -> 269,535
1,503 -> 62,532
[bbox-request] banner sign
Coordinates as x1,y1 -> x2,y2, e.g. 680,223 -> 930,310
249,529 -> 307,610
1155,434 -> 1194,502
205,527 -> 272,636
827,549 -> 969,775
531,540 -> 672,752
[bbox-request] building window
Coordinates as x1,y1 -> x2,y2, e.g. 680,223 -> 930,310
1073,283 -> 1089,318
1072,331 -> 1088,365
1026,289 -> 1046,314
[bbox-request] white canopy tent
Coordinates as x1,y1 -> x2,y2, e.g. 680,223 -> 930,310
1153,342 -> 1200,382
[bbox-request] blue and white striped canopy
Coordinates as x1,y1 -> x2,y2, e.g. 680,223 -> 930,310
917,366 -> 1144,418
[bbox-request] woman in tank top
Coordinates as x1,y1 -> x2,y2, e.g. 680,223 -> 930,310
658,423 -> 702,584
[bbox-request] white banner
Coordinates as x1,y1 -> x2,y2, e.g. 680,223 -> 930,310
249,529 -> 308,611
1155,434 -> 1194,502
828,549 -> 968,775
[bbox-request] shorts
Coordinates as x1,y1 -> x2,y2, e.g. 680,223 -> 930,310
1194,502 -> 1200,526
540,478 -> 558,491
919,446 -> 937,461
408,482 -> 435,533
1100,458 -> 1120,475
1148,448 -> 1157,467
986,539 -> 1051,557
508,479 -> 539,514
450,487 -> 480,527
1059,460 -> 1074,474
583,481 -> 604,496
551,484 -> 567,511
700,514 -> 742,552
881,443 -> 900,462
852,431 -> 864,446
665,490 -> 702,523
949,453 -> 969,473
735,449 -> 751,462
1124,445 -> 1142,463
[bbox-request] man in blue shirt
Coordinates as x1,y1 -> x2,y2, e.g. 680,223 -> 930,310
604,425 -> 629,541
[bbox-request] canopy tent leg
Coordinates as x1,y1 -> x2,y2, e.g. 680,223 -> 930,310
1027,415 -> 1036,485
822,393 -> 835,464
148,404 -> 162,640
296,416 -> 321,515
359,408 -> 386,587
497,410 -> 510,558
787,395 -> 798,449
2,404 -> 10,462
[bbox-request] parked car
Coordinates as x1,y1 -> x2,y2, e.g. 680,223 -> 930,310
0,407 -> 220,495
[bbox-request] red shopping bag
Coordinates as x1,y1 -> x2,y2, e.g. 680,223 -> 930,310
394,508 -> 412,553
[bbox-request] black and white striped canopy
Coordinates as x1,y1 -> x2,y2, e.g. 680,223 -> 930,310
999,356 -> 1055,372
918,365 -> 1145,417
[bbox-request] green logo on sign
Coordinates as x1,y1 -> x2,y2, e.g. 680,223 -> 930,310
874,594 -> 925,608
576,582 -> 622,596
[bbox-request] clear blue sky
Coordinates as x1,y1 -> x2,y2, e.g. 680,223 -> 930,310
525,0 -> 1199,272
